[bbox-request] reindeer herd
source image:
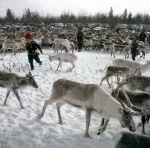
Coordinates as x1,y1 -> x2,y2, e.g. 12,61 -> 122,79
1,24 -> 150,148
0,24 -> 150,58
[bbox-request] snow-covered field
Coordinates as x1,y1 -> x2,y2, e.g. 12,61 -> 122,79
0,49 -> 150,148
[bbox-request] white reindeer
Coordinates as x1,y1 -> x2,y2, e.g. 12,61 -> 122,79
112,44 -> 131,59
112,59 -> 150,74
53,38 -> 75,53
1,39 -> 25,55
84,39 -> 93,51
100,66 -> 136,87
0,71 -> 38,108
38,79 -> 145,138
102,40 -> 114,53
49,53 -> 77,71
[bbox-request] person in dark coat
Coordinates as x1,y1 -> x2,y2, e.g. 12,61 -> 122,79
24,32 -> 43,70
139,28 -> 147,43
77,26 -> 84,52
131,36 -> 139,61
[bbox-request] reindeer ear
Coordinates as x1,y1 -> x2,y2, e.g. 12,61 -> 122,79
119,107 -> 124,114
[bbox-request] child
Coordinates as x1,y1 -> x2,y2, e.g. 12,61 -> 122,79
25,32 -> 43,70
131,36 -> 139,61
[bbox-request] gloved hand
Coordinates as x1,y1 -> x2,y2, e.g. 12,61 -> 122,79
40,50 -> 43,54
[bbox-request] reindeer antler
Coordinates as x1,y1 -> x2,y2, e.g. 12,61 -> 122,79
112,68 -> 150,115
21,64 -> 27,74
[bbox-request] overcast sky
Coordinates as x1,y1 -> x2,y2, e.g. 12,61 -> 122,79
0,0 -> 150,17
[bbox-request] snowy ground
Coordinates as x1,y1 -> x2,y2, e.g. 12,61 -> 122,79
0,49 -> 150,148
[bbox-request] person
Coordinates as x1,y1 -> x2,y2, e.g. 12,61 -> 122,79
139,28 -> 147,43
131,36 -> 140,61
116,28 -> 119,34
77,26 -> 84,52
24,32 -> 43,70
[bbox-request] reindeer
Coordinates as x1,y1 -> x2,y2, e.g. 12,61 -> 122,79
137,41 -> 150,59
100,66 -> 137,87
49,53 -> 77,71
112,59 -> 150,74
38,78 -> 148,138
102,40 -> 114,53
0,71 -> 38,109
52,38 -> 75,53
123,75 -> 150,92
97,71 -> 150,135
111,88 -> 150,134
113,131 -> 150,148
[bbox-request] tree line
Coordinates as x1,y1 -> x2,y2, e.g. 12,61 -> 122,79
0,7 -> 150,28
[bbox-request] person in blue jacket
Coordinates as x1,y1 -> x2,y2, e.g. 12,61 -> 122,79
139,28 -> 147,43
131,36 -> 139,61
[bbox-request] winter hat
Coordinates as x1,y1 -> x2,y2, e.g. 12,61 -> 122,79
78,26 -> 82,30
24,32 -> 32,40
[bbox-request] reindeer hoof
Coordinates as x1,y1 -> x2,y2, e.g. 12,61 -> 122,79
58,121 -> 63,125
137,122 -> 141,127
3,103 -> 9,106
38,114 -> 43,119
84,134 -> 92,139
21,106 -> 25,109
142,131 -> 147,135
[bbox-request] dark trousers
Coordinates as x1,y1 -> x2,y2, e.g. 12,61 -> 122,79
131,52 -> 136,61
28,55 -> 41,69
77,43 -> 83,51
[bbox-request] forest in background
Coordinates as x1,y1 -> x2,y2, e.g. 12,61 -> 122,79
0,7 -> 150,29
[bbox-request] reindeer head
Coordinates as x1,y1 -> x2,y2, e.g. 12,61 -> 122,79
26,72 -> 38,88
112,69 -> 149,132
118,106 -> 136,132
70,42 -> 75,49
49,55 -> 54,61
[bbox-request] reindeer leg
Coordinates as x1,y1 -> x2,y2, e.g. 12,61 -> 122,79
97,119 -> 109,135
112,50 -> 115,58
97,118 -> 105,135
38,98 -> 55,119
56,59 -> 61,71
100,75 -> 110,86
143,51 -> 145,59
127,52 -> 129,59
3,89 -> 11,106
56,102 -> 65,124
84,108 -> 92,138
12,89 -> 25,109
146,115 -> 150,123
69,62 -> 75,71
141,116 -> 146,134
100,118 -> 105,126
106,78 -> 111,88
72,48 -> 74,54
60,61 -> 62,70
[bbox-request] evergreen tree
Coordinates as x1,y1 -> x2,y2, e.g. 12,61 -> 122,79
6,9 -> 15,23
128,12 -> 132,28
108,7 -> 115,28
122,9 -> 127,23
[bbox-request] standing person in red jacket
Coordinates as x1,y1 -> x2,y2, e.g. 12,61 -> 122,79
24,32 -> 43,70
77,26 -> 84,52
